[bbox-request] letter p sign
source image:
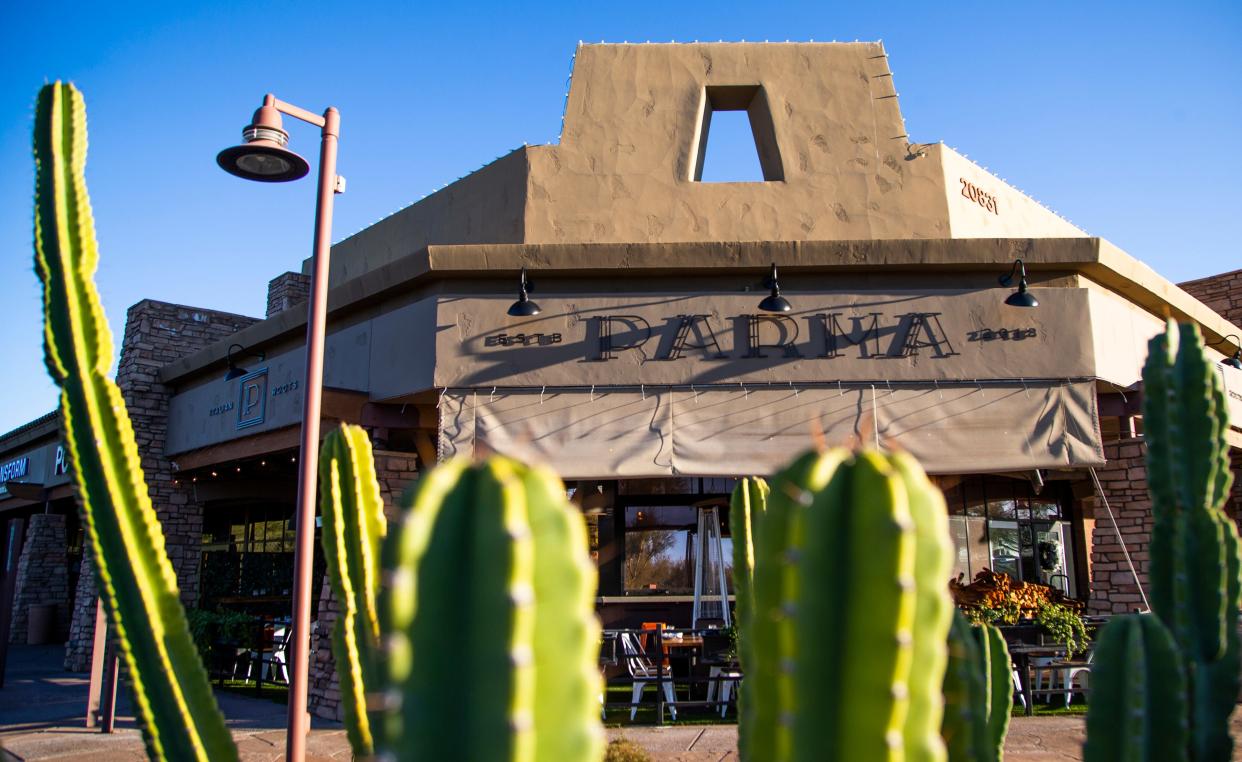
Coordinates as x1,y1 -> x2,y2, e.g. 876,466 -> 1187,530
236,368 -> 268,429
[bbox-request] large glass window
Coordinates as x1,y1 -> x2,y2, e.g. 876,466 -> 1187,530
622,502 -> 734,596
200,502 -> 299,607
942,476 -> 1077,597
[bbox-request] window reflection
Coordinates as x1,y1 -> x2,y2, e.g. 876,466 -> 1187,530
623,505 -> 733,595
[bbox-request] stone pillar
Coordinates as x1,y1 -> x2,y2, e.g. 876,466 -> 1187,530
9,513 -> 69,643
308,445 -> 421,720
64,554 -> 97,671
266,272 -> 311,318
1087,438 -> 1152,615
64,300 -> 258,666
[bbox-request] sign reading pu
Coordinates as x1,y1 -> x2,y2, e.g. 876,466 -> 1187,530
236,368 -> 268,429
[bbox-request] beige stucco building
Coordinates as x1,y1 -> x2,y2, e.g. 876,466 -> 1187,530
1,42 -> 1240,720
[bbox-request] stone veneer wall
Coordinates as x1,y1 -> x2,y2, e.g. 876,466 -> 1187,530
63,300 -> 258,671
309,447 -> 421,721
63,554 -> 97,670
266,272 -> 311,318
8,513 -> 69,643
1180,267 -> 1242,327
1090,438 -> 1242,615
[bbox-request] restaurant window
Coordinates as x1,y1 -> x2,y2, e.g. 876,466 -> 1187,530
620,484 -> 735,596
942,476 -> 1077,597
200,501 -> 299,609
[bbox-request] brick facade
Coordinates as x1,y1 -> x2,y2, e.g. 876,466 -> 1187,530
266,272 -> 311,318
308,447 -> 421,721
63,300 -> 258,670
1181,267 -> 1242,328
8,513 -> 69,643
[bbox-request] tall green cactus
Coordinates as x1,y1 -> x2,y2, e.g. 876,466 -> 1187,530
941,611 -> 1011,762
318,425 -> 387,756
33,82 -> 236,760
1084,614 -> 1188,762
1085,319 -> 1240,762
729,475 -> 767,757
321,450 -> 604,761
737,448 -> 955,762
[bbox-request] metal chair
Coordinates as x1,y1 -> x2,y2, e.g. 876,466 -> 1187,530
620,631 -> 677,721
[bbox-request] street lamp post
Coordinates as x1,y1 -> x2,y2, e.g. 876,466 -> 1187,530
217,94 -> 342,762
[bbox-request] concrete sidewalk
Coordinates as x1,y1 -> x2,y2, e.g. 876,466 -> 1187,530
3,645 -> 1240,761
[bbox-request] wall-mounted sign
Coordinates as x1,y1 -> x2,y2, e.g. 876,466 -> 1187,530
237,368 -> 269,429
53,445 -> 68,475
959,179 -> 999,215
0,457 -> 29,483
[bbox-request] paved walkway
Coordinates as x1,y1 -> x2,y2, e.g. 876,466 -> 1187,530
3,645 -> 1240,760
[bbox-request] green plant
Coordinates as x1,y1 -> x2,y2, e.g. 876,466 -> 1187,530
603,737 -> 653,762
1085,320 -> 1240,762
319,426 -> 605,761
1083,614 -> 1187,761
184,608 -> 255,660
1034,602 -> 1089,657
941,610 -> 1012,762
733,449 -> 955,762
728,475 -> 767,757
33,81 -> 236,761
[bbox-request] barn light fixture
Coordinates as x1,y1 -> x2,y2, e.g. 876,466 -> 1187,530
999,259 -> 1038,308
1211,334 -> 1242,370
508,267 -> 541,317
758,262 -> 793,313
224,343 -> 265,381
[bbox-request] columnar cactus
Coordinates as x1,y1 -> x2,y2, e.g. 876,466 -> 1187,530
941,611 -> 1012,762
729,475 -> 768,756
1085,320 -> 1240,762
33,82 -> 236,761
736,448 -> 955,762
318,425 -> 387,756
320,442 -> 605,761
1084,614 -> 1188,762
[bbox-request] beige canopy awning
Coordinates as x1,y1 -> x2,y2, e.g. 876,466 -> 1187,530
438,380 -> 1104,478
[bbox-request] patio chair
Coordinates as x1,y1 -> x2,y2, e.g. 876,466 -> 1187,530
620,631 -> 677,721
705,664 -> 743,717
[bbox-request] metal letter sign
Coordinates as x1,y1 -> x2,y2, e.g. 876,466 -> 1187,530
236,368 -> 269,429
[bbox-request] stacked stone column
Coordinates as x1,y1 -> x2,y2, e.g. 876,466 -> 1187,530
62,300 -> 257,670
8,513 -> 69,643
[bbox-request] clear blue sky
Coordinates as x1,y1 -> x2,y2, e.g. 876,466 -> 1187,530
2,1 -> 1239,434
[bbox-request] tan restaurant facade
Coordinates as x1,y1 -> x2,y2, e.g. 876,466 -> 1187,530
1,42 -> 1241,721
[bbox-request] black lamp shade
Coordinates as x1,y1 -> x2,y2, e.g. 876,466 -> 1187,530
508,296 -> 541,317
758,293 -> 793,312
1226,352 -> 1242,370
1004,289 -> 1039,308
224,365 -> 248,381
217,143 -> 310,183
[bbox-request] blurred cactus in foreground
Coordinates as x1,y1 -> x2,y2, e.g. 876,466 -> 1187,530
941,611 -> 1012,762
33,82 -> 236,760
320,436 -> 605,761
732,449 -> 955,762
1086,320 -> 1240,762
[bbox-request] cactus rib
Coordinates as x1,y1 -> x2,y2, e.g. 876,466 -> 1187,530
33,82 -> 235,761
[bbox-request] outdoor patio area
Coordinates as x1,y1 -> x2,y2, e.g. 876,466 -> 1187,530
3,644 -> 1240,761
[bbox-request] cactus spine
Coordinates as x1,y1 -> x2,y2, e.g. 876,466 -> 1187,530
738,448 -> 954,762
1084,614 -> 1188,762
318,425 -> 387,756
323,453 -> 604,761
32,82 -> 236,761
1085,320 -> 1240,761
941,611 -> 1011,762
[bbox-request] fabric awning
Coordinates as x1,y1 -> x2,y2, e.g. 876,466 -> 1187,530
439,380 -> 1104,478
